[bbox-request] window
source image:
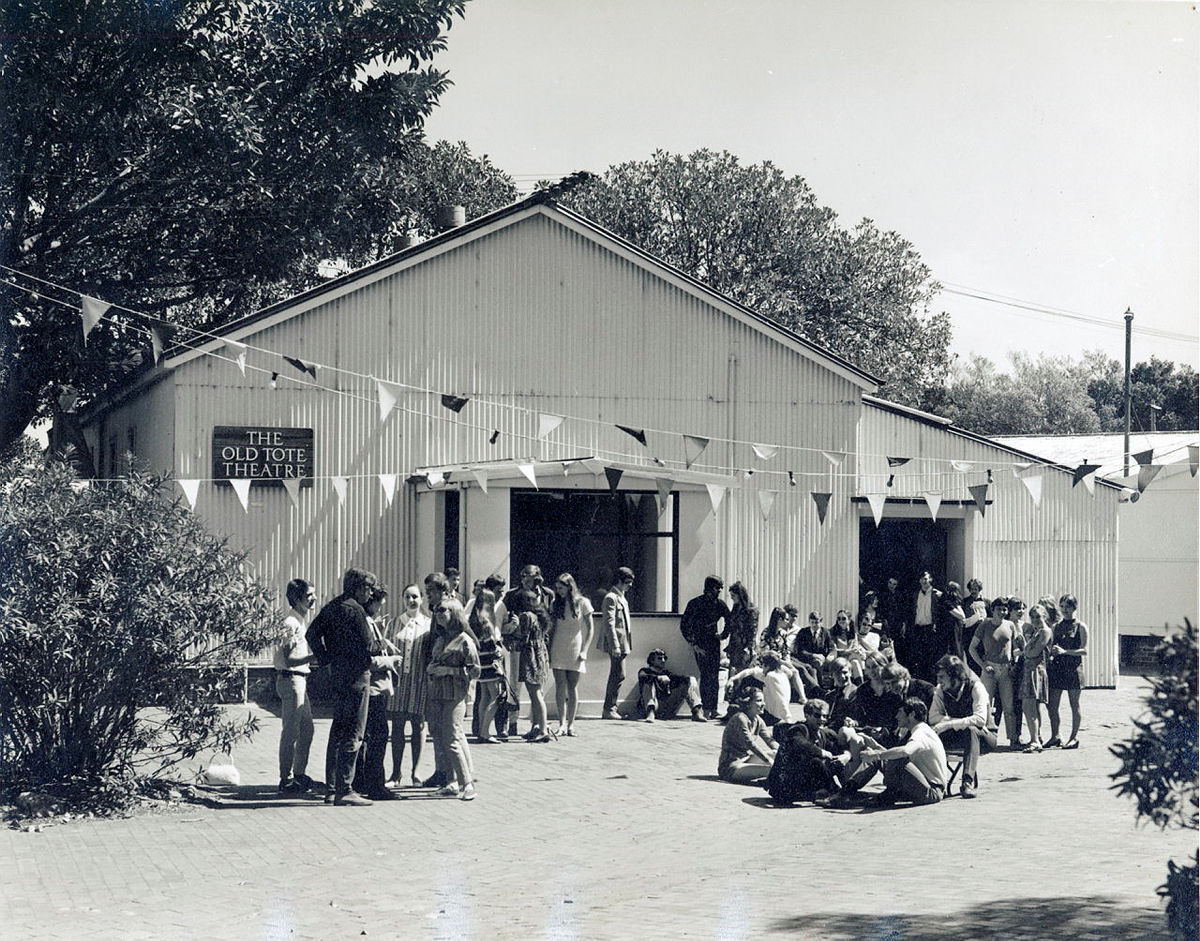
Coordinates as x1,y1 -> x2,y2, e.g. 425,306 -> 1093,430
510,489 -> 678,613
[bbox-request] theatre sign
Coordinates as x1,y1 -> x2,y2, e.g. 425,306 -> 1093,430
212,426 -> 314,486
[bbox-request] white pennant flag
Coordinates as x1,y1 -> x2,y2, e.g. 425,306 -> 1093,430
149,326 -> 164,364
924,492 -> 942,520
821,450 -> 846,468
757,490 -> 776,520
230,479 -> 252,513
282,477 -> 302,507
1020,473 -> 1043,508
177,478 -> 200,510
224,339 -> 248,376
705,483 -> 726,514
426,471 -> 445,488
376,379 -> 402,421
1080,472 -> 1096,495
582,459 -> 606,477
752,443 -> 778,462
379,474 -> 398,506
655,477 -> 673,516
80,296 -> 109,343
1011,462 -> 1034,477
471,469 -> 489,494
517,463 -> 538,489
331,476 -> 348,506
866,493 -> 886,526
951,460 -> 972,473
537,413 -> 564,438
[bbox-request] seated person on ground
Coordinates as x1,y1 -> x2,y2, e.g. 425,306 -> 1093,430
857,697 -> 950,807
928,654 -> 995,799
637,649 -> 707,723
822,656 -> 858,731
718,687 -> 777,785
766,699 -> 847,805
790,611 -> 834,696
726,651 -> 806,725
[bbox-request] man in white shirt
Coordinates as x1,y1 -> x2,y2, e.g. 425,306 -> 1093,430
859,697 -> 949,806
275,578 -> 317,795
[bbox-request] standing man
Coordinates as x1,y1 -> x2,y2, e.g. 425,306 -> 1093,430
881,576 -> 908,666
598,566 -> 635,719
275,578 -> 317,795
680,576 -> 731,720
307,567 -> 379,806
910,571 -> 941,682
968,597 -> 1019,748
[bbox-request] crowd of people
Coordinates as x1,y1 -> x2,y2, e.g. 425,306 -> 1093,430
270,563 -> 1089,809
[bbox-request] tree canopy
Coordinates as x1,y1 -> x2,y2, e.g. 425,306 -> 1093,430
560,150 -> 952,406
0,0 -> 523,459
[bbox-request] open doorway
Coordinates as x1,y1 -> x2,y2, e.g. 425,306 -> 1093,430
860,517 -> 962,597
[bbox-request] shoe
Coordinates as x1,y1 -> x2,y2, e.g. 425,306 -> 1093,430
278,779 -> 302,795
867,789 -> 900,807
476,736 -> 497,744
642,709 -> 656,724
1063,739 -> 1080,750
564,727 -> 576,737
495,732 -> 510,742
960,775 -> 977,799
817,791 -> 863,809
532,733 -> 551,743
323,793 -> 334,804
295,774 -> 317,792
522,727 -> 540,740
436,783 -> 461,798
459,784 -> 477,801
691,710 -> 708,723
1022,742 -> 1042,754
1043,736 -> 1062,748
422,772 -> 447,788
333,791 -> 373,807
366,789 -> 399,801
603,709 -> 621,720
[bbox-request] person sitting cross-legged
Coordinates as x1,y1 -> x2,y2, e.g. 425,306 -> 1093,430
717,687 -> 778,785
637,649 -> 706,722
857,697 -> 950,807
765,699 -> 846,805
928,654 -> 995,798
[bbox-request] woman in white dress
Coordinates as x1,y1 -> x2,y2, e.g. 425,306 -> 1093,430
549,573 -> 594,736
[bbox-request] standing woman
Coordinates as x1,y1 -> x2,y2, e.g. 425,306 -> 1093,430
470,588 -> 506,745
1018,603 -> 1053,752
386,584 -> 431,787
506,566 -> 555,741
722,581 -> 760,674
550,573 -> 594,736
1046,593 -> 1088,749
426,602 -> 480,800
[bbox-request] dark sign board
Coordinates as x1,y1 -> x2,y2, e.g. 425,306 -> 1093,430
212,426 -> 314,486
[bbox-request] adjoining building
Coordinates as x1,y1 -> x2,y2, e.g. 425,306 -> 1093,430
81,195 -> 1123,697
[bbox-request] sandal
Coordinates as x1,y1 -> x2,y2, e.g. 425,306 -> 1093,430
1043,736 -> 1062,748
1063,739 -> 1080,750
1022,742 -> 1042,753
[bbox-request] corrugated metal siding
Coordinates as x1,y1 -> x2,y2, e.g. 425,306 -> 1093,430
858,405 -> 1119,686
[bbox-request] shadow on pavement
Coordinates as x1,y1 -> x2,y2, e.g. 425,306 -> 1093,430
767,896 -> 1166,939
195,784 -> 459,809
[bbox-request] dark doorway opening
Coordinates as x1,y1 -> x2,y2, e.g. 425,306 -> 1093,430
859,518 -> 950,597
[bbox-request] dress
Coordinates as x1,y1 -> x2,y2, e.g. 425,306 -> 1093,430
549,598 -> 594,672
1048,619 -> 1084,691
386,611 -> 431,717
1018,625 -> 1051,703
723,603 -> 760,672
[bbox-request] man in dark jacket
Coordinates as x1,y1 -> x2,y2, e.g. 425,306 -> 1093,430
679,576 -> 730,719
307,567 -> 379,806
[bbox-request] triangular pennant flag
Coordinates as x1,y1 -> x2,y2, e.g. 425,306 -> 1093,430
1131,449 -> 1154,467
582,458 -> 606,476
282,477 -> 302,508
1020,473 -> 1043,508
537,413 -> 564,438
376,379 -> 402,421
886,456 -> 911,468
1136,464 -> 1162,493
471,469 -> 489,494
684,435 -> 709,469
924,492 -> 942,520
1012,462 -> 1033,477
516,463 -> 538,489
488,430 -> 500,445
604,466 -> 624,493
821,450 -> 846,468
331,476 -> 348,506
628,493 -> 644,510
705,483 -> 725,514
652,456 -> 666,467
757,490 -> 776,521
269,371 -> 279,389
811,491 -> 832,524
225,339 -> 247,376
441,393 -> 469,414
379,473 -> 398,506
283,356 -> 316,380
149,326 -> 164,364
177,478 -> 200,511
866,493 -> 886,527
80,296 -> 109,343
230,479 -> 252,513
951,460 -> 972,473
655,478 -> 673,515
426,471 -> 445,488
787,470 -> 797,487
743,469 -> 754,479
561,462 -> 571,476
1189,445 -> 1198,478
1072,462 -> 1100,488
968,483 -> 990,515
1081,474 -> 1096,495
752,443 -> 778,462
616,424 -> 647,447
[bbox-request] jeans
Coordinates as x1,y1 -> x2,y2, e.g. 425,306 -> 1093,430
427,696 -> 471,788
329,680 -> 370,796
276,674 -> 313,781
352,693 -> 389,796
603,653 -> 626,712
981,661 -> 1018,743
639,675 -> 701,718
881,758 -> 945,804
691,642 -> 722,713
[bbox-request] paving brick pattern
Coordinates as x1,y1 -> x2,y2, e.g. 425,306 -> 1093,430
1,683 -> 1191,939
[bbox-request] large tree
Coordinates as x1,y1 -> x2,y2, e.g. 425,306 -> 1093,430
0,0 -> 520,460
1086,354 -> 1199,433
560,150 -> 952,406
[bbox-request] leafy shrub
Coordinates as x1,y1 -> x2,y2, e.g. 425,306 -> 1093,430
1110,619 -> 1198,939
0,453 -> 282,792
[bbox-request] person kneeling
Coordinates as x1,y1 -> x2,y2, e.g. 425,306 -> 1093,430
638,649 -> 706,722
718,688 -> 777,784
929,654 -> 996,798
858,698 -> 949,807
766,699 -> 844,804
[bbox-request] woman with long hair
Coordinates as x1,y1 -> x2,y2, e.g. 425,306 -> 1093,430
1017,603 -> 1053,752
758,606 -> 792,658
470,588 -> 506,745
425,601 -> 480,799
504,564 -> 555,742
1046,593 -> 1088,749
385,584 -> 431,788
717,686 -> 777,785
550,573 -> 594,737
722,581 -> 760,674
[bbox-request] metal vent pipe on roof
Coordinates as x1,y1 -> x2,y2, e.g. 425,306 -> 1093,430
437,205 -> 467,231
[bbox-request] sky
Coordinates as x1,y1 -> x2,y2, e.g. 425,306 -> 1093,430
421,0 -> 1199,374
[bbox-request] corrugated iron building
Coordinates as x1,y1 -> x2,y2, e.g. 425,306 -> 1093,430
83,196 -> 1122,692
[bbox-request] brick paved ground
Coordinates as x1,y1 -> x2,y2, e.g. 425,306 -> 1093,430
1,681 -> 1192,940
